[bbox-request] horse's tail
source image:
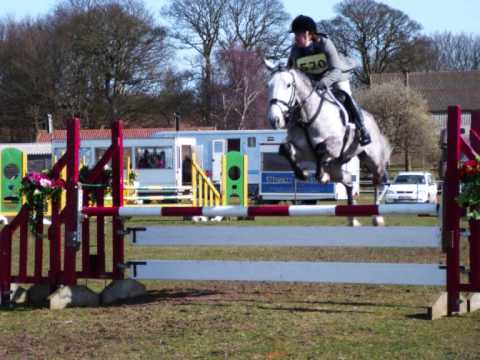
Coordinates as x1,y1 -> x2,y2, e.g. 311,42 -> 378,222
362,110 -> 392,184
380,133 -> 392,168
379,134 -> 392,182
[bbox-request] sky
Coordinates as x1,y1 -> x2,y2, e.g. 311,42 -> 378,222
1,0 -> 479,35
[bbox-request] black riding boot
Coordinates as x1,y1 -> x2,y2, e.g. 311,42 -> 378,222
342,92 -> 372,146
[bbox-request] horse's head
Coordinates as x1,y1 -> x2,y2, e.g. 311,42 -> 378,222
265,60 -> 297,129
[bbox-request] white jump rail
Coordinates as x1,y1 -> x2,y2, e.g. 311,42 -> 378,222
128,226 -> 441,248
129,260 -> 446,286
126,222 -> 444,286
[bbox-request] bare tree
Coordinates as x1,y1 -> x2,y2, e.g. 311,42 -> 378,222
427,32 -> 480,71
214,43 -> 267,129
162,0 -> 228,126
222,0 -> 290,58
53,0 -> 170,124
357,81 -> 438,170
0,18 -> 55,141
318,0 -> 425,85
384,35 -> 437,73
145,68 -> 200,127
0,0 -> 171,140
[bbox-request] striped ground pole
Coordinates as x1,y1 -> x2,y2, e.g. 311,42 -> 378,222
83,203 -> 438,218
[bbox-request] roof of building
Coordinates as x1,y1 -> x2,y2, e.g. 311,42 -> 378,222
370,70 -> 480,112
36,126 -> 216,142
0,142 -> 52,155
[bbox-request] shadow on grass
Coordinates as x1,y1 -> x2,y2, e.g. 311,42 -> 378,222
256,304 -> 373,314
106,288 -> 223,307
179,297 -> 409,309
405,312 -> 431,320
139,296 -> 375,314
0,304 -> 39,312
292,299 -> 416,309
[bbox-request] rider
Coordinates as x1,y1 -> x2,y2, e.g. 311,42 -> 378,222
287,15 -> 371,146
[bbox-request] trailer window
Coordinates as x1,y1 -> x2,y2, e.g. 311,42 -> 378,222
135,146 -> 173,169
247,137 -> 256,147
94,147 -> 131,170
53,147 -> 90,165
262,153 -> 292,171
53,148 -> 65,161
214,142 -> 223,152
95,147 -> 108,162
79,148 -> 91,165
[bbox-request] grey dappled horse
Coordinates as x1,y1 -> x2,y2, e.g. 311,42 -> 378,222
265,61 -> 391,226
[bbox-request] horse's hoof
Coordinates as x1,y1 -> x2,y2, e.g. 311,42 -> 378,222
319,173 -> 331,184
372,216 -> 385,227
349,218 -> 362,227
295,169 -> 308,181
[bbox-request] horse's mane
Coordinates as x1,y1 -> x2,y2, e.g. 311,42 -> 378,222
288,68 -> 314,90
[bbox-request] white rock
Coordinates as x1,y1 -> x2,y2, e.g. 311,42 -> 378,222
49,285 -> 99,310
11,284 -> 27,304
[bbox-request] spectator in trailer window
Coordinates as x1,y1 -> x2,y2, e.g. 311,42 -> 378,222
158,151 -> 166,168
139,149 -> 152,168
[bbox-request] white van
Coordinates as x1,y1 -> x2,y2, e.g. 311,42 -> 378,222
385,171 -> 437,203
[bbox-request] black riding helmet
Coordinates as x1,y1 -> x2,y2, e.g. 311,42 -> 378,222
290,15 -> 317,34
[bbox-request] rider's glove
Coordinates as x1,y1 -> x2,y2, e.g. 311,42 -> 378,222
315,80 -> 327,91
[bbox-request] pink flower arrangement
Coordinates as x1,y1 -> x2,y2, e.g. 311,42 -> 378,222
458,159 -> 480,220
25,172 -> 65,190
19,171 -> 65,232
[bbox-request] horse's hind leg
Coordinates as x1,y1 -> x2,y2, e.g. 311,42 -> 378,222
372,182 -> 385,226
359,151 -> 387,227
279,142 -> 308,180
326,163 -> 361,226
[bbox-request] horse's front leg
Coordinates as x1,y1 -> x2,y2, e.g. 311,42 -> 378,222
278,142 -> 308,181
345,183 -> 361,227
316,159 -> 331,184
314,143 -> 331,184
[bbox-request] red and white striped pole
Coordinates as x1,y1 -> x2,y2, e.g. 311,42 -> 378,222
83,203 -> 437,218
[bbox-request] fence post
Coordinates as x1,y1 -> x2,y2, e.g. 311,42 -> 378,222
112,120 -> 124,280
445,106 -> 462,314
0,226 -> 12,306
63,118 -> 80,285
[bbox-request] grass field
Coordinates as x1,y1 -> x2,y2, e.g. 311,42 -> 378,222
1,212 -> 479,360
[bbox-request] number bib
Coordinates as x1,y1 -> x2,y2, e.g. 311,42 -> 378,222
296,53 -> 328,75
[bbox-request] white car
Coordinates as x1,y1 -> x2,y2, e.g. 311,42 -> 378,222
385,171 -> 438,204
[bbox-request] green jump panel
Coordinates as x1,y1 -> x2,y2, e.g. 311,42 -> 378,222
223,151 -> 247,206
1,148 -> 24,213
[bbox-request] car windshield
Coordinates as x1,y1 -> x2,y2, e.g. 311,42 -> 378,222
394,175 -> 426,184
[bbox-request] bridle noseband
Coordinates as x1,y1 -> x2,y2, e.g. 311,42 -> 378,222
268,69 -> 319,126
268,71 -> 298,124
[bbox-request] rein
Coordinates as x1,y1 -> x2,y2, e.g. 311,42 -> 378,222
269,69 -> 325,127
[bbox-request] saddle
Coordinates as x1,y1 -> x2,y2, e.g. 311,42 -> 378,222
307,86 -> 353,129
306,87 -> 358,163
